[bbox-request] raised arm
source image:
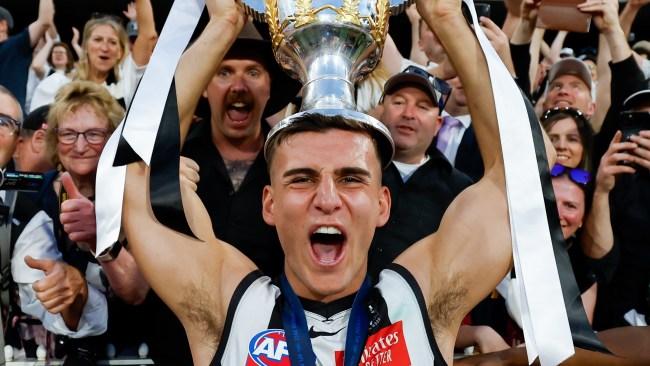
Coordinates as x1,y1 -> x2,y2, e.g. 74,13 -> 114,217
31,32 -> 55,79
130,0 -> 158,67
395,0 -> 512,361
122,1 -> 255,363
175,0 -> 245,144
28,0 -> 54,47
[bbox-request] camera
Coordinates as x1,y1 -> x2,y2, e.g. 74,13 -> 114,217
0,170 -> 45,192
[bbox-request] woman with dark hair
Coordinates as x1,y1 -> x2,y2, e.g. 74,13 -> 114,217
541,106 -> 594,170
31,38 -> 75,80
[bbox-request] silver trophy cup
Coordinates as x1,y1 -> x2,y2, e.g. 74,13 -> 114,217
243,0 -> 411,164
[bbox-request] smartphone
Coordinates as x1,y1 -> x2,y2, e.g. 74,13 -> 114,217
536,0 -> 592,33
620,111 -> 650,142
619,111 -> 650,166
475,3 -> 491,19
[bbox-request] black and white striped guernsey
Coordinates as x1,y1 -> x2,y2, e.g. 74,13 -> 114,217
211,263 -> 447,366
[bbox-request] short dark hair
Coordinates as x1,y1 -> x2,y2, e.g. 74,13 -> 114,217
265,113 -> 384,171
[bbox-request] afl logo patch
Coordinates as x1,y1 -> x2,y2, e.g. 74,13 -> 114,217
246,329 -> 290,366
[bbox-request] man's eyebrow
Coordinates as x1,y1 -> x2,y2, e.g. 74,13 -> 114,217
336,167 -> 372,178
283,167 -> 318,178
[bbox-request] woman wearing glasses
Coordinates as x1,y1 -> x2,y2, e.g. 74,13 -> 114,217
11,81 -> 147,364
30,0 -> 156,112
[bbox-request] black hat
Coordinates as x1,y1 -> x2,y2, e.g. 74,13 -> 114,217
22,105 -> 49,131
225,23 -> 302,118
0,7 -> 13,30
382,66 -> 450,111
623,89 -> 650,110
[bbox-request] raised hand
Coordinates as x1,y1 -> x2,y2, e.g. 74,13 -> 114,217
594,131 -> 637,193
480,16 -> 515,74
123,2 -> 137,22
205,0 -> 246,29
59,172 -> 97,251
25,256 -> 87,315
577,0 -> 620,34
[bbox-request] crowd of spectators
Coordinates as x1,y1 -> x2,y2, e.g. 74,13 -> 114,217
0,0 -> 648,364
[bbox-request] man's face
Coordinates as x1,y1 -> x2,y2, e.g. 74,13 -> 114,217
544,75 -> 595,117
418,22 -> 445,64
263,129 -> 390,302
0,93 -> 22,168
205,59 -> 271,143
381,86 -> 441,163
447,76 -> 467,108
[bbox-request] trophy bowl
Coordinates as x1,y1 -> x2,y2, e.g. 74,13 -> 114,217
244,0 -> 411,165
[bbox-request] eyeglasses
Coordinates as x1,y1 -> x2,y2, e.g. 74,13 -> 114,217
401,65 -> 452,115
550,164 -> 591,186
0,114 -> 20,137
541,106 -> 589,126
55,128 -> 109,145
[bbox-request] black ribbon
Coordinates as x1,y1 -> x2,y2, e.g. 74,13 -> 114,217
522,91 -> 609,353
279,274 -> 372,366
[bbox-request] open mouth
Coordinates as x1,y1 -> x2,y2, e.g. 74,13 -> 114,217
309,226 -> 346,266
226,100 -> 253,123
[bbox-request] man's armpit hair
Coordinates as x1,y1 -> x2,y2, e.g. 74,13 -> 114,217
179,282 -> 222,347
427,277 -> 468,335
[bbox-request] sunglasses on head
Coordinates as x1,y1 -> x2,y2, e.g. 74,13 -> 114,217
550,164 -> 591,185
401,65 -> 452,115
541,106 -> 589,126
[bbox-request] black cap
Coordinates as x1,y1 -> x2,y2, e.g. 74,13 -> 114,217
383,69 -> 439,107
22,105 -> 49,131
623,89 -> 650,110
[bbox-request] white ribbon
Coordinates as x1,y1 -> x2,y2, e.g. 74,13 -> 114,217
95,0 -> 205,254
462,0 -> 574,364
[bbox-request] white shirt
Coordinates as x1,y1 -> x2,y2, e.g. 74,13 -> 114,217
437,113 -> 471,165
11,210 -> 108,338
393,155 -> 430,182
30,54 -> 146,112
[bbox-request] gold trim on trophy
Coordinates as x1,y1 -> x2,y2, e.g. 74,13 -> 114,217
370,0 -> 389,46
337,0 -> 361,25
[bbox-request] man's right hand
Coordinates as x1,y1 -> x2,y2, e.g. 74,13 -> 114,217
205,0 -> 245,28
24,256 -> 88,315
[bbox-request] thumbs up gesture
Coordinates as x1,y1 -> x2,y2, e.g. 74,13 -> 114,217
59,172 -> 97,252
24,256 -> 88,315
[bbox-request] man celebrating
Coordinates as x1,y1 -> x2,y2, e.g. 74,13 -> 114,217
119,0 -> 515,362
109,0 -> 644,365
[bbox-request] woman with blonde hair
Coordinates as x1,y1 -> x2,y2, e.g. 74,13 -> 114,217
30,0 -> 156,112
12,80 -> 148,364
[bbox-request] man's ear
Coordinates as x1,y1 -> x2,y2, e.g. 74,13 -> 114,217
31,129 -> 47,153
262,185 -> 275,226
376,186 -> 391,227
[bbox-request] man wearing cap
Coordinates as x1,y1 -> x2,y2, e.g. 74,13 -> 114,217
542,57 -> 595,117
145,23 -> 300,365
368,67 -> 472,275
0,0 -> 54,109
12,105 -> 53,173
